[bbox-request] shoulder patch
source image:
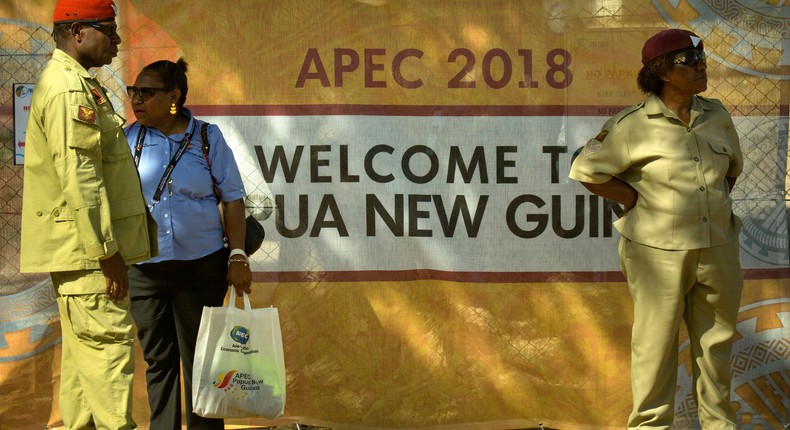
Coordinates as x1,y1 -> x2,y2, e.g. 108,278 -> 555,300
594,130 -> 609,142
77,106 -> 97,124
583,136 -> 604,156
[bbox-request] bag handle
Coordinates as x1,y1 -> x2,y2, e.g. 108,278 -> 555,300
199,122 -> 222,203
228,286 -> 252,311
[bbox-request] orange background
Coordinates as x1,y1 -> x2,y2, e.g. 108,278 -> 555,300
1,1 -> 788,429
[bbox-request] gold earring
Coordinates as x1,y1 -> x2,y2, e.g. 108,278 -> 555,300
170,102 -> 177,115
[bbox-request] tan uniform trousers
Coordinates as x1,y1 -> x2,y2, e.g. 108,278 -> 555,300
619,238 -> 742,430
51,270 -> 136,430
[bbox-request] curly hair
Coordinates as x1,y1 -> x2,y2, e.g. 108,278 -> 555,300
636,55 -> 672,95
141,58 -> 189,107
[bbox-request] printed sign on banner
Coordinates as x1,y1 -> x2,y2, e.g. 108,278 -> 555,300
205,114 -> 789,273
1,1 -> 788,430
13,83 -> 33,165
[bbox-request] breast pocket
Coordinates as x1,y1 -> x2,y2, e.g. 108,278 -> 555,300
68,105 -> 102,152
705,139 -> 734,179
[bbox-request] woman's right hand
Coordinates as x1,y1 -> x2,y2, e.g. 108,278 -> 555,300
228,259 -> 252,295
581,177 -> 638,214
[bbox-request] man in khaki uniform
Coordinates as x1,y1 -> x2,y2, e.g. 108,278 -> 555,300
20,0 -> 156,428
569,29 -> 742,429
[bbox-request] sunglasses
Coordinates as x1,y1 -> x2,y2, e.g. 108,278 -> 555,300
83,22 -> 118,38
673,50 -> 706,67
126,86 -> 170,101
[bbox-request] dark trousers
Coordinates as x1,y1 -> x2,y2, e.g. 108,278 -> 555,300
129,248 -> 229,430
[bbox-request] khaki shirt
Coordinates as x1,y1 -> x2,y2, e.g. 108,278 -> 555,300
21,49 -> 157,273
569,93 -> 742,250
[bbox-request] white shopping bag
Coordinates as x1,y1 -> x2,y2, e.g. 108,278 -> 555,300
192,287 -> 286,418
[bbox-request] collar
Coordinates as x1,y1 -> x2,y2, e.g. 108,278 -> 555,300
144,107 -> 197,140
52,49 -> 94,79
182,107 -> 196,135
643,93 -> 707,118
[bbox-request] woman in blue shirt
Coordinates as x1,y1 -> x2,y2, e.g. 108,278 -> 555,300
125,58 -> 252,430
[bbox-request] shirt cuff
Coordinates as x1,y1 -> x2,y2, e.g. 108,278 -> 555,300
86,239 -> 118,260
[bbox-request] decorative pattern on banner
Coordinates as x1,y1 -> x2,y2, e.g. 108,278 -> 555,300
0,1 -> 788,429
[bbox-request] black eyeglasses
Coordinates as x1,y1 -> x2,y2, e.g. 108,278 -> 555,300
126,86 -> 169,101
673,50 -> 706,67
83,22 -> 118,38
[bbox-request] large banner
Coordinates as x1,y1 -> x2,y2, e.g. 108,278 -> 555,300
1,1 -> 788,429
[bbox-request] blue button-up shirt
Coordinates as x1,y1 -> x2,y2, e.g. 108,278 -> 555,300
126,108 -> 245,262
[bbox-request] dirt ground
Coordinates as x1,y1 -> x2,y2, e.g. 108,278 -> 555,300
253,425 -> 553,430
244,425 -> 332,430
253,426 -> 553,430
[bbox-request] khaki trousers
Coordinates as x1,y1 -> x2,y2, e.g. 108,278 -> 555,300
52,270 -> 136,430
619,238 -> 742,430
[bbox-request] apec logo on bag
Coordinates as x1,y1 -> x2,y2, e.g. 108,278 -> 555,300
221,325 -> 258,355
214,370 -> 268,396
230,326 -> 250,344
212,368 -> 284,417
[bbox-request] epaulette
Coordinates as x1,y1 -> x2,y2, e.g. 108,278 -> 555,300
612,102 -> 644,124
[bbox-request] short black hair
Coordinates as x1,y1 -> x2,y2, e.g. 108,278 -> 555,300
52,22 -> 73,45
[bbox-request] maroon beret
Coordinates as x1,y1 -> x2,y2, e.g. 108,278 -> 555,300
641,29 -> 704,65
53,0 -> 117,24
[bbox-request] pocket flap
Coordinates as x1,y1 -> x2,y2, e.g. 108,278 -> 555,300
707,140 -> 732,155
111,197 -> 146,220
69,105 -> 100,152
52,206 -> 73,221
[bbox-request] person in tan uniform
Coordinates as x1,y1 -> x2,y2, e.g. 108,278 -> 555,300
20,0 -> 156,428
569,29 -> 743,429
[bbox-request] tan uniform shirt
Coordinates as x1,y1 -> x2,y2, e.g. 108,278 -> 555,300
569,93 -> 742,250
21,49 -> 157,274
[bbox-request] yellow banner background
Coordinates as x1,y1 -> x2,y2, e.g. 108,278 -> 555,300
1,1 -> 788,429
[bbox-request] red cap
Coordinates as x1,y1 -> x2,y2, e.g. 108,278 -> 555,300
53,0 -> 117,24
641,29 -> 704,65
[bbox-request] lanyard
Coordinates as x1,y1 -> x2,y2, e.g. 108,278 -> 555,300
133,123 -> 195,208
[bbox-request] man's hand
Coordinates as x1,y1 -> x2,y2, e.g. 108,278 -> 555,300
99,252 -> 128,302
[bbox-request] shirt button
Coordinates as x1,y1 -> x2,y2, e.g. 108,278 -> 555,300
699,186 -> 705,191
164,214 -> 169,218
693,157 -> 700,162
36,211 -> 43,216
166,230 -> 171,234
702,217 -> 708,222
